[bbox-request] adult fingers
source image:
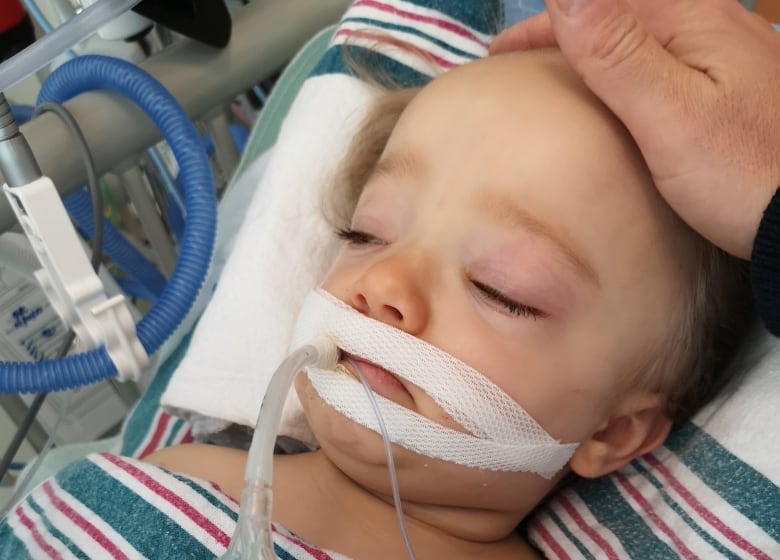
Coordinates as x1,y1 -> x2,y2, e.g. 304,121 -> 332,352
490,12 -> 556,54
543,0 -> 698,150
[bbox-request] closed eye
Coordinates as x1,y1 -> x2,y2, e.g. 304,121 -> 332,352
335,227 -> 384,246
472,280 -> 541,320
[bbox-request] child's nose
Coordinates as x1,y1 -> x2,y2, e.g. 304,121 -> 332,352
349,254 -> 430,335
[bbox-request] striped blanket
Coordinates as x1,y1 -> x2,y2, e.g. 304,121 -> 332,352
528,423 -> 780,559
1,452 -> 350,559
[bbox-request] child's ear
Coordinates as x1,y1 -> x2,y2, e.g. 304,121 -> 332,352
568,392 -> 672,479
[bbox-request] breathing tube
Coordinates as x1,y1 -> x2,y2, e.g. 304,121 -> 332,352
223,341 -> 340,560
0,0 -> 142,92
0,54 -> 216,393
223,339 -> 417,560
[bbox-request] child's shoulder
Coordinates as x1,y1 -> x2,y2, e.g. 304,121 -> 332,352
143,441 -> 248,499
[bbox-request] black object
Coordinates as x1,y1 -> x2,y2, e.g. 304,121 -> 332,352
132,0 -> 232,48
751,186 -> 780,337
0,13 -> 34,63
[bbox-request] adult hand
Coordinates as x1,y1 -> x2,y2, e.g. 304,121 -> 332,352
491,0 -> 780,260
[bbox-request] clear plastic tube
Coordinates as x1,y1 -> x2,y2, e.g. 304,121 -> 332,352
0,0 -> 142,91
22,0 -> 55,35
223,341 -> 418,560
345,357 -> 416,560
222,339 -> 338,560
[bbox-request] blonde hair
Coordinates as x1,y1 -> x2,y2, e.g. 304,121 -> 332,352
325,88 -> 419,228
641,242 -> 754,424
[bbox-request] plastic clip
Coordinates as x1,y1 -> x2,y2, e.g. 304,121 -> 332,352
3,176 -> 149,381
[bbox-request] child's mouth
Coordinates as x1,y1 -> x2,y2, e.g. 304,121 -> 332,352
338,351 -> 413,403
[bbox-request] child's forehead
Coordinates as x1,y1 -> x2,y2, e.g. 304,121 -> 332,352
387,52 -> 636,182
392,50 -> 629,156
419,50 -> 602,115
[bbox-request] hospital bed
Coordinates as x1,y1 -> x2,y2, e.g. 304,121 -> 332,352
0,0 -> 778,558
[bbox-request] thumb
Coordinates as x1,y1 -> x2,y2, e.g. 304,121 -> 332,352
545,0 -> 696,147
490,12 -> 556,54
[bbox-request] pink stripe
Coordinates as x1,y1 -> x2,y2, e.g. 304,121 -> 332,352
644,454 -> 772,560
335,28 -> 455,69
207,482 -> 239,506
273,523 -> 336,560
138,411 -> 170,459
43,481 -> 130,560
16,506 -> 63,560
558,494 -> 620,560
102,454 -> 230,548
532,517 -> 571,560
614,472 -> 699,560
180,430 -> 194,445
353,0 -> 490,48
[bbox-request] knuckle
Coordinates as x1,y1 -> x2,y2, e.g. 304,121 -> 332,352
588,12 -> 650,71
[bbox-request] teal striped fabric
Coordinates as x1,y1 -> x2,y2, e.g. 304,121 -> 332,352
1,452 -> 354,559
529,410 -> 780,559
119,329 -> 195,459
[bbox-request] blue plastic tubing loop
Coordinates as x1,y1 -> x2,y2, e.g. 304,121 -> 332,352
0,54 -> 217,393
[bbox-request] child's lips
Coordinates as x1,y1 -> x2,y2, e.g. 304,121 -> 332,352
340,352 -> 413,403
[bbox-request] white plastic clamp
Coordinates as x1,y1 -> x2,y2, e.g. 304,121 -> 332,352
3,176 -> 149,381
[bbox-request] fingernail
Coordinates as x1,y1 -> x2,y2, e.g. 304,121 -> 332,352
553,0 -> 591,16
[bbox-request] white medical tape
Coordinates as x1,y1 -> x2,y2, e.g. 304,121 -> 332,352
306,367 -> 574,477
291,289 -> 578,477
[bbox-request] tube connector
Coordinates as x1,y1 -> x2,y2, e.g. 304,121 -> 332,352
0,93 -> 42,187
0,93 -> 19,140
311,336 -> 339,370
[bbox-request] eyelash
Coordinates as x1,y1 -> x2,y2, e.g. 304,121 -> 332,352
336,227 -> 383,246
472,280 -> 540,320
336,228 -> 540,320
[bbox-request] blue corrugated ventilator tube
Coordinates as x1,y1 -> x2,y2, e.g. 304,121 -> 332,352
0,54 -> 216,393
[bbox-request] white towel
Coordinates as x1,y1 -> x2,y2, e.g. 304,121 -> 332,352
694,326 -> 780,482
161,75 -> 377,442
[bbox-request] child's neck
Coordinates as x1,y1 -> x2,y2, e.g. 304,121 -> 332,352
272,450 -> 541,560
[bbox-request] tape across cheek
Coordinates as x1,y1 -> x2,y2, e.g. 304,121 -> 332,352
292,289 -> 580,477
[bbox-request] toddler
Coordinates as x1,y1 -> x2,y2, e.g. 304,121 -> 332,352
145,50 -> 754,560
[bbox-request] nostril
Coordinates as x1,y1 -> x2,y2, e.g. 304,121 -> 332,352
383,305 -> 403,323
354,293 -> 370,313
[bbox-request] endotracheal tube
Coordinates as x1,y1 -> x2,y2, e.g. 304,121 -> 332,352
222,339 -> 339,560
222,339 -> 417,560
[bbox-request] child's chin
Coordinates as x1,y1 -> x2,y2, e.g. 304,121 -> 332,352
310,397 -> 383,453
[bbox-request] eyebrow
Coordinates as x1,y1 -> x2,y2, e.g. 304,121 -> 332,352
370,151 -> 421,183
477,189 -> 600,286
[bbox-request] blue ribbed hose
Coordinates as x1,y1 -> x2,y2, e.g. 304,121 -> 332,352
0,55 -> 216,393
64,187 -> 168,300
10,104 -> 35,124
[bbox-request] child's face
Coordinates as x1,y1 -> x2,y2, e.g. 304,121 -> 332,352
296,52 -> 695,520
